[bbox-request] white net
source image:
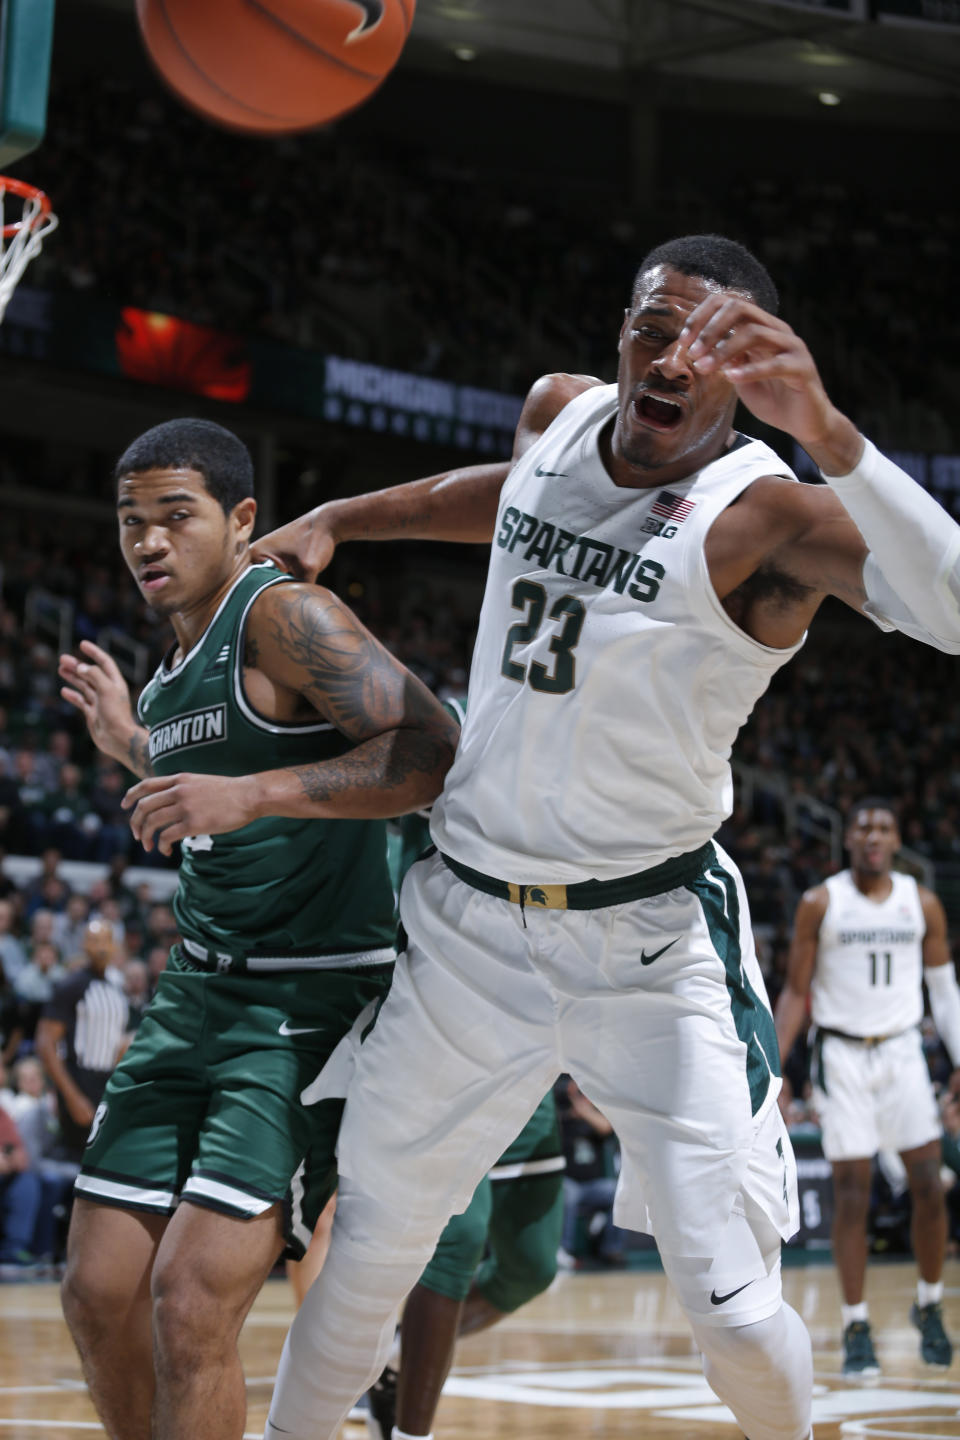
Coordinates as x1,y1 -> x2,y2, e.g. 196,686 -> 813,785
0,178 -> 58,323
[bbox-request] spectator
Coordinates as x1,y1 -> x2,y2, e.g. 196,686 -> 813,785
0,899 -> 27,987
35,919 -> 129,1165
54,893 -> 92,967
7,1056 -> 75,1263
555,1079 -> 626,1269
0,1104 -> 42,1276
122,958 -> 150,1031
15,940 -> 67,1045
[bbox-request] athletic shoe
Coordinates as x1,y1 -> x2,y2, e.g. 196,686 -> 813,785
842,1320 -> 880,1375
910,1301 -> 953,1367
365,1363 -> 397,1440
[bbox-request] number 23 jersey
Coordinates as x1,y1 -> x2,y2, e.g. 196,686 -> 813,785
432,382 -> 802,883
811,870 -> 926,1036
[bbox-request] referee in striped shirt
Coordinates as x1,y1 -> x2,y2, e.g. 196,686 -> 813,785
36,920 -> 130,1164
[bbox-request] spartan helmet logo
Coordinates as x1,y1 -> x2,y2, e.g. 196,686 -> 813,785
528,887 -> 549,907
346,0 -> 385,41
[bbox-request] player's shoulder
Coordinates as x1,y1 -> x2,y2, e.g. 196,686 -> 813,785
246,575 -> 340,628
798,882 -> 830,915
514,372 -> 606,455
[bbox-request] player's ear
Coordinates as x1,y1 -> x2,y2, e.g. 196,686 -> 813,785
232,497 -> 257,545
618,308 -> 631,353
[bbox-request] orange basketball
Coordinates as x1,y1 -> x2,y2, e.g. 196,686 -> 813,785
135,0 -> 415,134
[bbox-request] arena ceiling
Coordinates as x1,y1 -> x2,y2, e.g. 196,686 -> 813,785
405,0 -> 960,103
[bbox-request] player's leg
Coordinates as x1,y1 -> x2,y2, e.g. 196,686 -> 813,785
61,962 -> 209,1439
61,1199 -> 168,1440
562,846 -> 812,1439
267,854 -> 561,1440
662,1192 -> 812,1440
467,1168 -> 564,1328
389,1185 -> 492,1440
287,1192 -> 337,1309
150,1200 -> 285,1440
811,1030 -> 883,1370
830,1157 -> 873,1304
885,1026 -> 954,1365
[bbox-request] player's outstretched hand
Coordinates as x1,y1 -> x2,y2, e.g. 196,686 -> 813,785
680,293 -> 854,456
122,772 -> 261,855
58,641 -> 136,762
251,506 -> 337,582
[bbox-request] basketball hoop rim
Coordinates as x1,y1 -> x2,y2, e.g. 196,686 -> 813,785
0,175 -> 54,239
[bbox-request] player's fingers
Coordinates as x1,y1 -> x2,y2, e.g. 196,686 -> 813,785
122,775 -> 176,810
691,321 -> 797,374
78,640 -> 125,681
720,355 -> 808,384
129,793 -> 181,849
59,686 -> 93,717
683,296 -> 789,359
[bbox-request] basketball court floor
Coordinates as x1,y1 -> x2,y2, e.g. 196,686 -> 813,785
2,1259 -> 960,1438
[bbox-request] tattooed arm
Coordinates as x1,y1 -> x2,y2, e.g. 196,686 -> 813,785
123,582 -> 459,852
59,641 -> 153,777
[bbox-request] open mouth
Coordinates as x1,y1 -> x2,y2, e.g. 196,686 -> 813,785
140,567 -> 170,594
635,393 -> 684,431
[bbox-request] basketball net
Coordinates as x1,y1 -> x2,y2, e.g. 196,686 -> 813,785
0,176 -> 58,323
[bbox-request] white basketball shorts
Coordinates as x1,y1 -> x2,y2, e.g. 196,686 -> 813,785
812,1026 -> 940,1161
332,843 -> 798,1320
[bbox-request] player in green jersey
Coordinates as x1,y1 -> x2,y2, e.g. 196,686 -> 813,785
365,721 -> 565,1440
56,418 -> 458,1440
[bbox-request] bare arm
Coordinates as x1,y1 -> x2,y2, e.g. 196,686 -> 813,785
774,885 -> 827,1065
251,374 -> 599,581
123,583 -> 460,852
35,1018 -> 95,1129
921,887 -> 952,972
58,641 -> 153,777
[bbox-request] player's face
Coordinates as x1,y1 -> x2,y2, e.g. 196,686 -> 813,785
613,266 -> 739,478
846,808 -> 900,875
117,467 -> 254,618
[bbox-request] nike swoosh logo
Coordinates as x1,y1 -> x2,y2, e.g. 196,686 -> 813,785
710,1281 -> 754,1306
640,938 -> 680,966
278,1021 -> 322,1036
534,464 -> 568,478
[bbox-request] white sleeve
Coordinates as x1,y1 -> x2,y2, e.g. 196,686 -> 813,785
925,964 -> 960,1069
821,438 -> 960,653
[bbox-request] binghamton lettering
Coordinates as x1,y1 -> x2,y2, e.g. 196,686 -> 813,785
148,704 -> 227,761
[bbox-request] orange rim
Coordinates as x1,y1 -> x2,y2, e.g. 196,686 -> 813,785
0,175 -> 53,240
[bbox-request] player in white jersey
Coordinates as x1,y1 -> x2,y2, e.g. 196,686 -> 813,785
776,800 -> 960,1376
166,231 -> 960,1440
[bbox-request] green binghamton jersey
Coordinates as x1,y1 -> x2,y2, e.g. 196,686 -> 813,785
137,563 -> 396,961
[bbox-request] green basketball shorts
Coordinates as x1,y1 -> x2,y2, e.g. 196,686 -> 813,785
76,948 -> 392,1256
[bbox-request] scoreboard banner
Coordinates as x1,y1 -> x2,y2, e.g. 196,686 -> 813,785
759,0 -> 867,15
875,1 -> 960,27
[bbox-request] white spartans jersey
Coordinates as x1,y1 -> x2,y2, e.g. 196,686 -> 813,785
431,383 -> 803,883
811,870 -> 926,1035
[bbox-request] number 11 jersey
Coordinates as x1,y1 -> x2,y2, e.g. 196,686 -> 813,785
812,870 -> 926,1036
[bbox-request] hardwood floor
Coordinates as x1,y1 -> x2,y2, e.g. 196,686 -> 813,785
2,1259 -> 959,1438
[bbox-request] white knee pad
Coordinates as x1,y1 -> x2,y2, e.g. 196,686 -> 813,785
692,1304 -> 813,1440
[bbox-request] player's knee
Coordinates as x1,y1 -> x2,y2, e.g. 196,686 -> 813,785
487,1248 -> 558,1311
693,1305 -> 812,1440
908,1159 -> 944,1210
61,1252 -> 135,1344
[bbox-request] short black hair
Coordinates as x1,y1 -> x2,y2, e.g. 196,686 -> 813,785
633,234 -> 779,316
845,797 -> 900,829
114,419 -> 254,515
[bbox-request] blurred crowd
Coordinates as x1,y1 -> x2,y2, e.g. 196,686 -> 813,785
11,79 -> 959,447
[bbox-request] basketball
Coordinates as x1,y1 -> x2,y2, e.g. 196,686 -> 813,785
135,0 -> 415,135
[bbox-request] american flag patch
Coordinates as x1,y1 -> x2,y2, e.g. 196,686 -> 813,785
651,491 -> 696,523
